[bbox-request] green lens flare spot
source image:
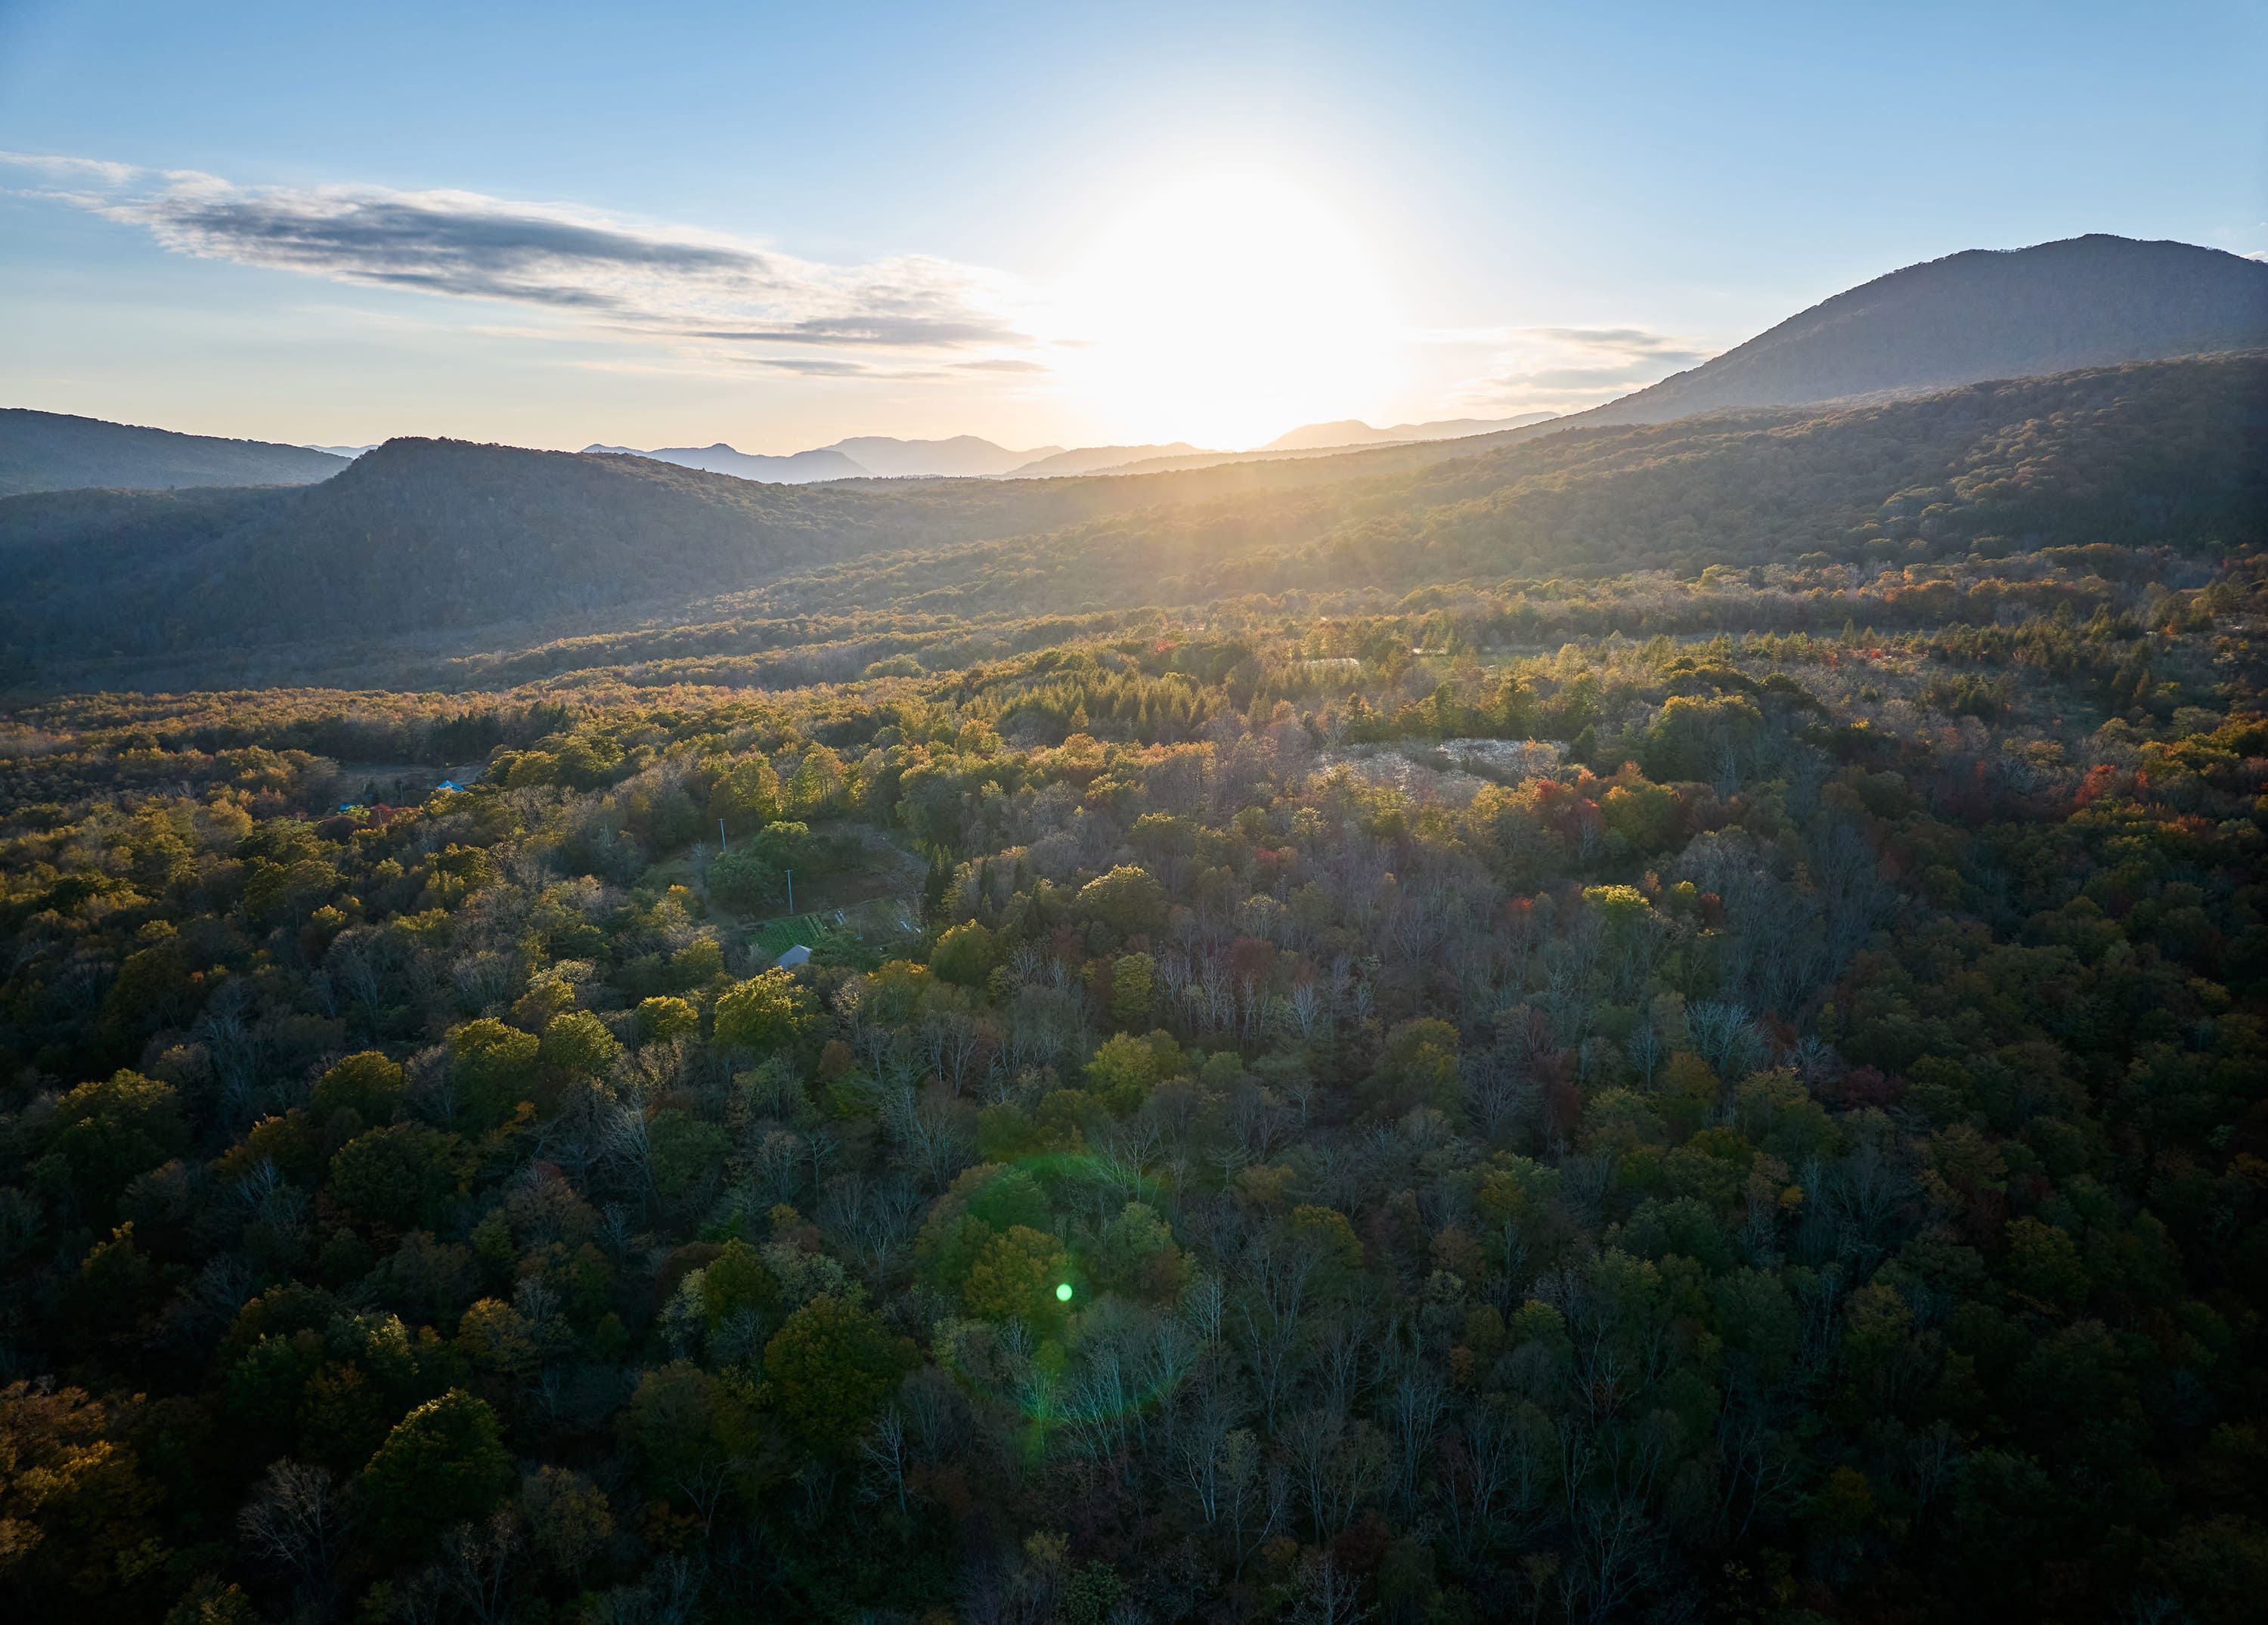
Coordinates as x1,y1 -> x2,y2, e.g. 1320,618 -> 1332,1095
1055,1282 -> 1074,1302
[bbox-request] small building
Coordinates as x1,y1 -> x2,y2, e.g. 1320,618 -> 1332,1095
775,944 -> 812,969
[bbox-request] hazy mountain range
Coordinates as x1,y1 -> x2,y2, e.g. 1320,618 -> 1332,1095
581,442 -> 874,482
1259,413 -> 1560,450
8,350 -> 2257,693
576,415 -> 1567,483
12,234 -> 2257,503
4,231 -> 2263,686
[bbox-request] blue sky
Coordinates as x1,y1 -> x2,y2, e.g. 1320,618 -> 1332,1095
2,0 -> 2262,451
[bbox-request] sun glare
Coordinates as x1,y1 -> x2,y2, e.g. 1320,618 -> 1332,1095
1052,171 -> 1403,450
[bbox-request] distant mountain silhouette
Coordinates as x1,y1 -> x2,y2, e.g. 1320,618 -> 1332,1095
822,435 -> 1056,478
0,408 -> 349,497
582,441 -> 871,481
1261,413 -> 1558,451
1579,234 -> 2268,426
1008,442 -> 1212,477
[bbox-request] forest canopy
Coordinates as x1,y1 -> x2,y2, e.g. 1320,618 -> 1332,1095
1,354 -> 2265,1625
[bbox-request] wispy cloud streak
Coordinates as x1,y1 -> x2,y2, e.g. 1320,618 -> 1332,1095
1,151 -> 1043,374
1432,321 -> 1714,412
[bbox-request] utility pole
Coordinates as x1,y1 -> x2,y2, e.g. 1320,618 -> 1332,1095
785,868 -> 794,915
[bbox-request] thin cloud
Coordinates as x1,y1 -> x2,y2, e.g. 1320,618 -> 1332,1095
1455,322 -> 1715,413
742,356 -> 877,377
1,150 -> 1044,364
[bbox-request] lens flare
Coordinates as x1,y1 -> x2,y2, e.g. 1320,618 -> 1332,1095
1055,1281 -> 1074,1302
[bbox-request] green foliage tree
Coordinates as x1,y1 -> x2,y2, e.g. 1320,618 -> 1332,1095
328,1123 -> 474,1233
962,1224 -> 1070,1331
538,1008 -> 621,1078
761,1295 -> 909,1452
1075,865 -> 1167,935
1364,1018 -> 1461,1120
43,1070 -> 187,1216
361,1389 -> 514,1549
445,1018 -> 541,1128
1086,1031 -> 1169,1115
311,1051 -> 404,1127
635,995 -> 701,1044
930,920 -> 999,988
712,969 -> 818,1053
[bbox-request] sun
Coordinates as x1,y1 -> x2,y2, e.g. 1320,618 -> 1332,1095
1051,170 -> 1405,450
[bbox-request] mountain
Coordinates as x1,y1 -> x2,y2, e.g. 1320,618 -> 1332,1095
582,441 -> 871,482
304,443 -> 379,458
627,354 -> 2266,633
10,354 -> 2259,692
1007,442 -> 1213,477
579,435 -> 1064,481
820,435 -> 1054,478
0,408 -> 350,497
0,435 -> 1370,667
1262,412 -> 1559,451
1581,234 -> 2268,426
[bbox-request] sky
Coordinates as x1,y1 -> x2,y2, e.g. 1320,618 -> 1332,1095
1,0 -> 2263,454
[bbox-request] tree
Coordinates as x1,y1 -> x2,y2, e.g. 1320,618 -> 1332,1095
708,850 -> 776,912
930,921 -> 999,988
699,1238 -> 779,1327
519,1467 -> 610,1583
538,1009 -> 621,1079
361,1390 -> 514,1550
1363,1019 -> 1461,1120
708,755 -> 782,831
963,1224 -> 1070,1331
311,1051 -> 404,1127
713,969 -> 818,1053
1111,952 -> 1156,1029
753,819 -> 815,869
1076,865 -> 1167,935
635,996 -> 700,1044
761,1295 -> 909,1452
1095,1201 -> 1188,1299
445,1019 -> 541,1128
621,1363 -> 759,1531
44,1070 -> 187,1216
1086,1031 -> 1169,1115
0,1380 -> 148,1588
236,1459 -> 353,1612
456,1298 -> 538,1378
646,1111 -> 730,1202
328,1123 -> 474,1232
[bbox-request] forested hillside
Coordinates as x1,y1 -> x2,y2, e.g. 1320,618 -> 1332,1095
0,410 -> 350,499
0,426 -> 1514,680
5,355 -> 2260,695
2,359 -> 2265,1625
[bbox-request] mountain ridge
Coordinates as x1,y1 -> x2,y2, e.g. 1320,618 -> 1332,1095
0,408 -> 350,498
7,352 -> 2259,692
1576,233 -> 2268,426
582,441 -> 872,481
1261,411 -> 1560,451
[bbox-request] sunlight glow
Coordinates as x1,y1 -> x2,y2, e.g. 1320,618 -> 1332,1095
1051,170 -> 1405,450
